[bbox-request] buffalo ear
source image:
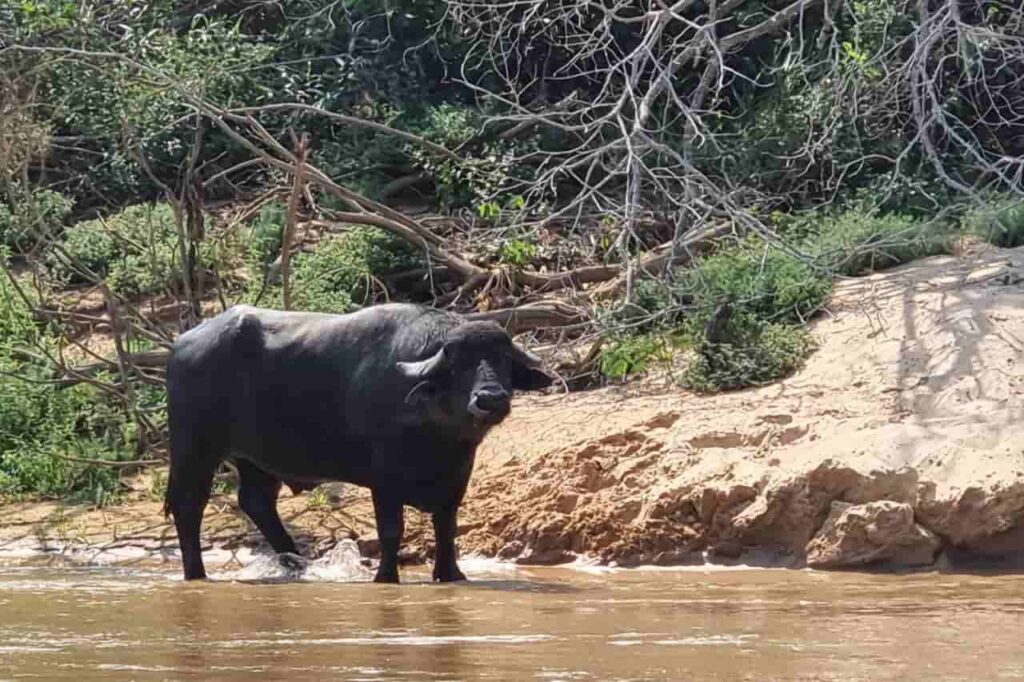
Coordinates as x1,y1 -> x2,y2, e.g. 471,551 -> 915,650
397,345 -> 448,380
508,344 -> 555,391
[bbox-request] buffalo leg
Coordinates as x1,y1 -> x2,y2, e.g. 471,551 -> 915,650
371,491 -> 404,584
165,456 -> 217,581
432,507 -> 467,582
235,459 -> 299,556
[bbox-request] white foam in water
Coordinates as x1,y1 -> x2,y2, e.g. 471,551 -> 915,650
304,541 -> 374,582
230,539 -> 373,583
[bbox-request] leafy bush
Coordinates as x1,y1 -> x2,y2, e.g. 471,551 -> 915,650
0,375 -> 132,502
52,203 -> 173,293
0,268 -> 136,501
961,198 -> 1024,248
48,203 -> 213,297
413,103 -> 480,149
598,208 -> 947,393
403,104 -> 535,211
599,335 -> 671,381
678,235 -> 832,324
680,317 -> 815,393
799,210 -> 951,276
32,13 -> 275,204
598,278 -> 679,336
0,188 -> 74,252
248,202 -> 285,271
59,219 -> 118,275
278,227 -> 419,314
498,238 -> 538,267
667,237 -> 827,391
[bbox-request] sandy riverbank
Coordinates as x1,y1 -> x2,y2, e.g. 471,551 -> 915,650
4,243 -> 1024,572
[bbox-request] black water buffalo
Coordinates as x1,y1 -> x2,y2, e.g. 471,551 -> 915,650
163,303 -> 553,583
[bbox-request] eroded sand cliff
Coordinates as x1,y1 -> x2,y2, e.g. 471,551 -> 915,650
462,243 -> 1024,569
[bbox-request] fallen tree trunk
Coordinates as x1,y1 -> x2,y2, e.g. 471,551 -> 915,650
512,222 -> 733,298
467,301 -> 588,334
588,222 -> 735,299
42,222 -> 731,381
54,349 -> 172,386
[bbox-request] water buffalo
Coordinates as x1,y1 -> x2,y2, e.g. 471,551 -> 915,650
163,303 -> 553,583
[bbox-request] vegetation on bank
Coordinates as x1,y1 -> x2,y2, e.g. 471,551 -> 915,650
1,0 -> 1022,500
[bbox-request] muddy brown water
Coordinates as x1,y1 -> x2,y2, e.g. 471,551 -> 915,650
1,558 -> 1023,681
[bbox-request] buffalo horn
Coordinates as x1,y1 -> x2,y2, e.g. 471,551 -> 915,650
396,346 -> 448,379
507,343 -> 543,368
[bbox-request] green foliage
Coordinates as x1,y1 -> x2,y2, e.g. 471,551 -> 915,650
49,203 -> 213,297
414,103 -> 480,148
665,236 -> 830,391
35,12 -> 274,202
52,203 -> 174,293
799,210 -> 951,276
602,207 -> 948,393
961,198 -> 1024,248
477,201 -> 501,220
678,235 -> 832,324
498,238 -> 538,267
58,221 -> 118,277
0,267 -> 136,501
306,486 -> 331,511
406,104 -> 531,210
0,188 -> 73,252
6,0 -> 78,38
599,278 -> 678,335
599,335 -> 670,381
0,377 -> 132,502
249,202 -> 285,269
282,228 -> 418,314
681,320 -> 814,393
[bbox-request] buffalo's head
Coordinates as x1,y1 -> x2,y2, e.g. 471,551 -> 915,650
396,321 -> 553,426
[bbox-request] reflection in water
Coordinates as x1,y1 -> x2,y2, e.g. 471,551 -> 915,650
375,596 -> 412,677
426,599 -> 467,676
0,563 -> 1023,681
169,588 -> 211,674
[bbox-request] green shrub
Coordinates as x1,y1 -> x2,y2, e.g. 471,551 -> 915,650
0,272 -> 138,501
248,202 -> 285,272
677,235 -> 832,324
599,278 -> 679,335
48,203 -> 209,297
59,220 -> 118,275
413,103 -> 480,148
599,335 -> 671,380
262,227 -> 419,314
50,200 -> 174,288
498,238 -> 538,267
662,209 -> 952,392
0,188 -> 74,252
961,199 -> 1024,248
0,261 -> 42,352
799,210 -> 950,276
671,234 -> 825,392
107,251 -> 179,297
681,316 -> 815,393
0,375 -> 130,501
602,211 -> 929,392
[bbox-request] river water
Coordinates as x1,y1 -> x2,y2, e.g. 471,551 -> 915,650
1,548 -> 1023,681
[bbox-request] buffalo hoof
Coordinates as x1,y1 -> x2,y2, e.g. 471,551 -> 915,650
277,553 -> 309,573
373,569 -> 400,584
433,567 -> 467,583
